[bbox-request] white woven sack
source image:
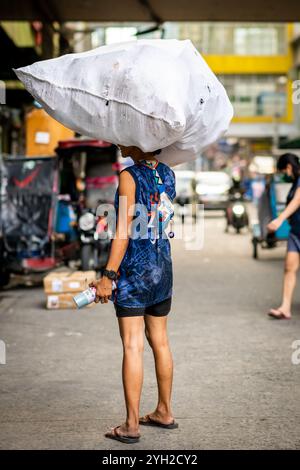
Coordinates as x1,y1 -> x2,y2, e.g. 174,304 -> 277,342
14,39 -> 233,166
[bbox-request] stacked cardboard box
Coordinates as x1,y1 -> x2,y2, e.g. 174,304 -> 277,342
43,271 -> 96,309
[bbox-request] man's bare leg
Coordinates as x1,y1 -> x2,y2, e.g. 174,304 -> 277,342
107,316 -> 144,437
143,315 -> 174,424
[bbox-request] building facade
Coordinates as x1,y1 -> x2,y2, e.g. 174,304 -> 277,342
169,22 -> 297,156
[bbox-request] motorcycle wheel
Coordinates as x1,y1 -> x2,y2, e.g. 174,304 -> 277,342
252,239 -> 258,259
0,270 -> 10,288
81,245 -> 94,271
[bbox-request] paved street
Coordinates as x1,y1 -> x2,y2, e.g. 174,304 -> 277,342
0,209 -> 300,450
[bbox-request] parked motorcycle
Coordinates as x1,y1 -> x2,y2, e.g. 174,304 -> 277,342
79,208 -> 112,271
56,139 -> 119,271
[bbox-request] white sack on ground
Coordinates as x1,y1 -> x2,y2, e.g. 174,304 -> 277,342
14,39 -> 233,166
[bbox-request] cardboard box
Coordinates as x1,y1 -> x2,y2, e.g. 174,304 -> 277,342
43,271 -> 96,294
46,293 -> 95,310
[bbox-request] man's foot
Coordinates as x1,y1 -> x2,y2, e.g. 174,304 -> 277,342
105,423 -> 140,444
139,411 -> 178,429
268,307 -> 291,320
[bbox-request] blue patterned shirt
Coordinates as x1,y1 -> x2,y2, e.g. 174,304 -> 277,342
111,160 -> 176,307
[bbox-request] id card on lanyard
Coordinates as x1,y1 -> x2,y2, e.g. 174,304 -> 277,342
140,160 -> 174,239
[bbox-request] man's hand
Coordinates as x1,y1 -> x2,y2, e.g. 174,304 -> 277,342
90,277 -> 113,304
267,217 -> 282,232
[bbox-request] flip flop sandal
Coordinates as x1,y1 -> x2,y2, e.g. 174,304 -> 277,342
139,414 -> 178,429
105,426 -> 140,444
268,309 -> 291,320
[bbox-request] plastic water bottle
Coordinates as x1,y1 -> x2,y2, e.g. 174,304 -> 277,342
73,287 -> 96,309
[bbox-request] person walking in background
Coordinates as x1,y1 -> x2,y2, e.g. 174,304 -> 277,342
91,146 -> 178,443
268,153 -> 300,320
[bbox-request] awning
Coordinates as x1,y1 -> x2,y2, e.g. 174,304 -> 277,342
0,25 -> 40,81
1,0 -> 300,22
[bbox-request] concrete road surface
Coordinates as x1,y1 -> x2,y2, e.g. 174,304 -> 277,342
0,210 -> 300,450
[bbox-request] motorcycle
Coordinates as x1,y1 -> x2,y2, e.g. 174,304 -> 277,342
78,208 -> 112,271
56,139 -> 119,271
225,190 -> 249,234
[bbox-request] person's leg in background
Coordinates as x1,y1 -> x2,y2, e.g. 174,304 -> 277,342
269,250 -> 299,319
142,314 -> 175,425
280,251 -> 300,317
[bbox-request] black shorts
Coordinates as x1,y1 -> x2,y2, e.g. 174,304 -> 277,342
287,232 -> 300,253
114,297 -> 172,318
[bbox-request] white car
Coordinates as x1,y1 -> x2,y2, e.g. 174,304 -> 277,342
196,171 -> 231,210
174,171 -> 196,200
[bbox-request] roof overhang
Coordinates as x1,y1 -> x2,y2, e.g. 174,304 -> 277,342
1,0 -> 300,22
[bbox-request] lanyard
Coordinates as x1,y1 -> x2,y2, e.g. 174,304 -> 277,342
140,159 -> 166,194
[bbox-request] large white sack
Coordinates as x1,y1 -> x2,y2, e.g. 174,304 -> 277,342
14,39 -> 233,166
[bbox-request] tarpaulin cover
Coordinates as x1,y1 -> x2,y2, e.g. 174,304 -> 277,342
0,158 -> 57,255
